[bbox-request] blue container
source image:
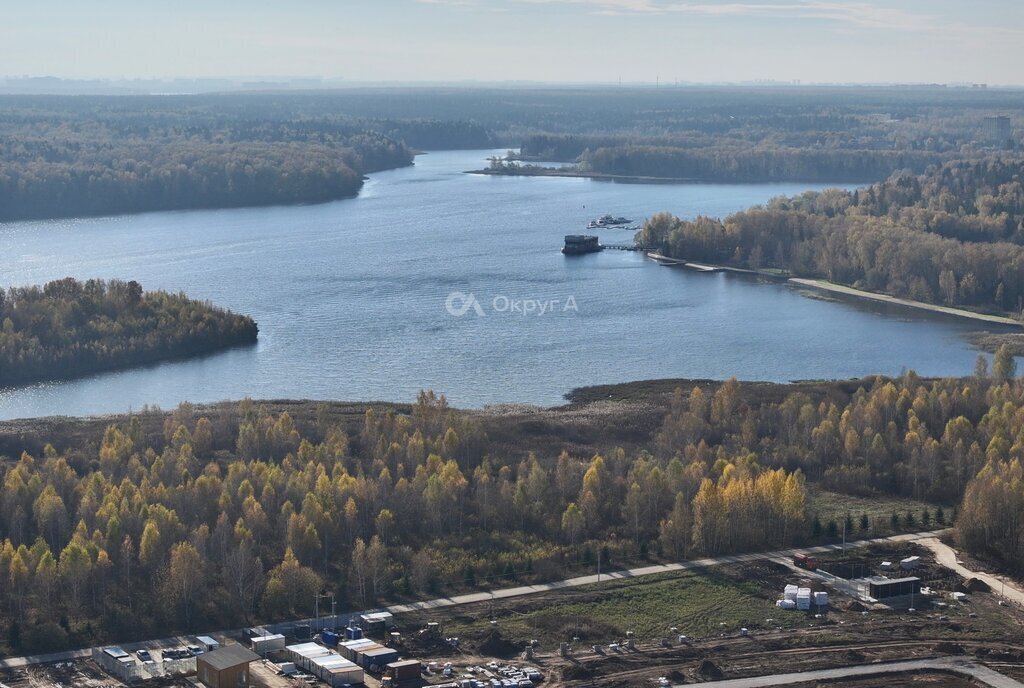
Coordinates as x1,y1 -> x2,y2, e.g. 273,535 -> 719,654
321,630 -> 340,646
345,626 -> 364,640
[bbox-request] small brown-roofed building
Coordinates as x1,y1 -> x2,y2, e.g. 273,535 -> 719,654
197,643 -> 260,688
388,659 -> 422,682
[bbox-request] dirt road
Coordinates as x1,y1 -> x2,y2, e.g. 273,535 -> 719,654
917,537 -> 1024,605
676,657 -> 1024,688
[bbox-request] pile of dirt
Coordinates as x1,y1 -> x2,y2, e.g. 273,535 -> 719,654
665,670 -> 686,682
697,659 -> 723,679
478,629 -> 520,658
404,634 -> 457,657
845,650 -> 865,662
934,642 -> 965,655
958,577 -> 991,593
842,599 -> 868,612
562,664 -> 593,681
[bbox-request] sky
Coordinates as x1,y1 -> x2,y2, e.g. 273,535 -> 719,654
1,0 -> 1022,85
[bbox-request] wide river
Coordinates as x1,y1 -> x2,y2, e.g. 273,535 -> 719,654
0,150 -> 1003,419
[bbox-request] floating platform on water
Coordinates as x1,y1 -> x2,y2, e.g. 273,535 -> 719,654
562,234 -> 602,255
562,235 -> 650,254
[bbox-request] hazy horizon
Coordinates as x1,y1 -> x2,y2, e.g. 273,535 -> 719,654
2,0 -> 1022,87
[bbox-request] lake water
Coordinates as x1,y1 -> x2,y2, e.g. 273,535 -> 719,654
0,150 -> 1001,419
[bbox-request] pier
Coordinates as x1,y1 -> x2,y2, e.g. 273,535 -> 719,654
647,252 -> 724,271
601,243 -> 649,252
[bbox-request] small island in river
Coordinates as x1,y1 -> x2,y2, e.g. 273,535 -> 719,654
0,278 -> 258,387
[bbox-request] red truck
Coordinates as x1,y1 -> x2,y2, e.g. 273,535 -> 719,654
793,553 -> 818,570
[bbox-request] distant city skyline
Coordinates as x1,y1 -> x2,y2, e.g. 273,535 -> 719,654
1,0 -> 1022,86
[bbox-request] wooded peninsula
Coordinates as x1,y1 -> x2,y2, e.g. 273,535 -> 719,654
637,158 -> 1024,317
0,97 -> 413,221
0,278 -> 258,386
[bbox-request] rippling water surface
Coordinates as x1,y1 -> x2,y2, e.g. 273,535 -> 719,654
0,150 -> 998,419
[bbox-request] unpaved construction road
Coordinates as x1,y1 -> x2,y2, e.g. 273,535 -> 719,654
917,537 -> 1024,606
676,656 -> 1023,688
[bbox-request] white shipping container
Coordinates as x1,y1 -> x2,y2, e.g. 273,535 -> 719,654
252,634 -> 287,653
813,591 -> 829,605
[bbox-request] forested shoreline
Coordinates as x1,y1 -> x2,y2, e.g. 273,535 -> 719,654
637,158 -> 1024,315
0,278 -> 257,386
577,146 -> 942,183
503,88 -> 1018,183
2,87 -> 1020,220
480,148 -> 943,183
0,98 -> 414,222
0,368 -> 1019,653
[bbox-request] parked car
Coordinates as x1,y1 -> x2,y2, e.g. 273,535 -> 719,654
136,649 -> 153,663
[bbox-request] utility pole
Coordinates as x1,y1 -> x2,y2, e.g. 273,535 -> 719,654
314,591 -> 335,633
315,592 -> 320,633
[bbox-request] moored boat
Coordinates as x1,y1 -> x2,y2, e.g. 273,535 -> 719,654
587,214 -> 632,228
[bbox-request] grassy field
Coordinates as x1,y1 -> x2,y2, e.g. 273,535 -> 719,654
808,488 -> 950,531
399,548 -> 1024,666
408,568 -> 808,650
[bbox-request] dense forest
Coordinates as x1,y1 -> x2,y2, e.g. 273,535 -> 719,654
576,147 -> 943,183
503,86 -> 1021,182
246,86 -> 1022,151
485,148 -> 943,183
2,362 -> 1023,652
0,98 -> 413,221
636,158 -> 1024,314
0,278 -> 257,386
2,87 -> 1021,220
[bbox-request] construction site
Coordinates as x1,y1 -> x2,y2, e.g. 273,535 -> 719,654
1,538 -> 1022,688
